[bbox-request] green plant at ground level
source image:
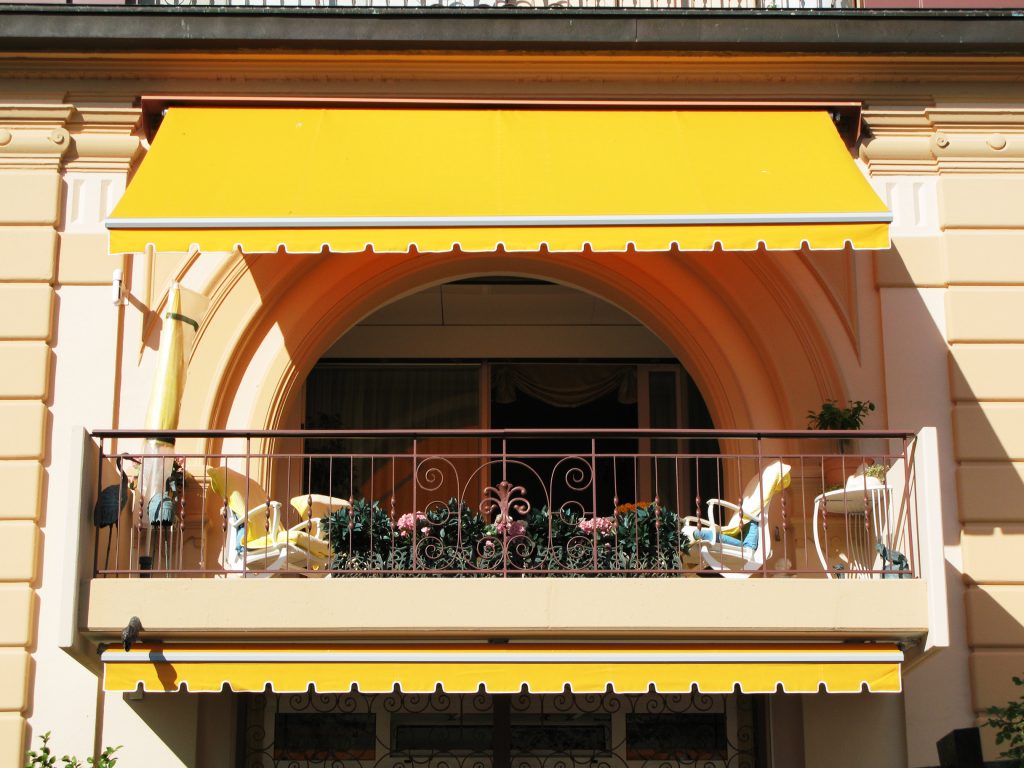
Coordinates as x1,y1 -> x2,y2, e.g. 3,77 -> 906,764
25,732 -> 56,768
984,675 -> 1024,766
25,733 -> 121,768
806,399 -> 876,431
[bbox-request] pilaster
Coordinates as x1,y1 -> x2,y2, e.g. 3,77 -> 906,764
0,101 -> 139,766
0,102 -> 71,768
864,107 -> 1024,752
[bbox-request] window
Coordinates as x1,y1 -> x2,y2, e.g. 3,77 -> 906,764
392,714 -> 493,752
625,712 -> 727,761
273,712 -> 376,761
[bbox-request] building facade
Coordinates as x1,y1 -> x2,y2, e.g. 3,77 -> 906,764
0,8 -> 1023,768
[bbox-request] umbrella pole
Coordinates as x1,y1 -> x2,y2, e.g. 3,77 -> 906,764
104,524 -> 114,571
143,524 -> 152,574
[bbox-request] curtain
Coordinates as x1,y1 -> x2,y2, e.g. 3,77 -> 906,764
492,364 -> 637,408
305,365 -> 479,430
303,365 -> 480,501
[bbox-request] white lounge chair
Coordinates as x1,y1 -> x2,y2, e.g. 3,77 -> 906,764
681,460 -> 791,578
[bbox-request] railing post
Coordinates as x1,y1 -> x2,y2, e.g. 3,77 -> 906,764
591,437 -> 598,572
865,463 -> 874,579
243,434 -> 250,578
612,455 -> 620,573
652,448 -> 661,575
412,438 -> 418,572
758,437 -> 768,578
903,435 -> 916,577
93,437 -> 104,577
779,471 -> 788,574
502,437 -> 508,578
177,455 -> 185,573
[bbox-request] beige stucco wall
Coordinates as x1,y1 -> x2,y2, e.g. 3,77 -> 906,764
85,578 -> 929,639
0,51 -> 1021,768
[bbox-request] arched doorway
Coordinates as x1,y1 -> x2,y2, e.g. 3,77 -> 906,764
299,276 -> 720,526
174,247 -> 853,578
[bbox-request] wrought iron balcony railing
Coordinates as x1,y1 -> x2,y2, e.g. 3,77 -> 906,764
88,428 -> 920,580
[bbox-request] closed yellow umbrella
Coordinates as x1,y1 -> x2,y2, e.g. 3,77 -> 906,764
140,282 -> 198,566
145,281 -> 190,434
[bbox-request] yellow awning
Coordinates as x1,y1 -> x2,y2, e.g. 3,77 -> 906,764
101,642 -> 902,694
107,108 -> 890,255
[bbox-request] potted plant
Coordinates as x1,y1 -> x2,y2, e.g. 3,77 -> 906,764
806,399 -> 875,486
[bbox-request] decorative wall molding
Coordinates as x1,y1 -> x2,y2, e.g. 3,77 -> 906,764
863,108 -> 1024,175
62,107 -> 141,233
0,104 -> 74,170
65,106 -> 142,173
868,175 -> 940,239
1,53 -> 1024,88
0,103 -> 141,174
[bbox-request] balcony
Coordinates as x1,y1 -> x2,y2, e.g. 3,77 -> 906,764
84,428 -> 922,578
65,428 -> 938,647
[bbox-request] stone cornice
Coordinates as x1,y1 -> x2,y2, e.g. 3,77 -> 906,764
862,107 -> 1024,174
3,6 -> 1024,56
0,104 -> 73,169
0,103 -> 141,172
0,52 -> 1023,85
65,106 -> 142,172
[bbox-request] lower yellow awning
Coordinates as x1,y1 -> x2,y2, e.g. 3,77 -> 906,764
106,108 -> 891,255
101,643 -> 902,694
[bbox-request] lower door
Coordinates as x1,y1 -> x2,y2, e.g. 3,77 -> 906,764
241,690 -> 764,768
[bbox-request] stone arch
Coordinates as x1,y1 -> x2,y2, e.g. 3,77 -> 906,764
177,247 -> 853,442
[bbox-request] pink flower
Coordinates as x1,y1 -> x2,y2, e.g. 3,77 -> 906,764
494,516 -> 527,538
396,511 -> 427,537
579,517 -> 614,537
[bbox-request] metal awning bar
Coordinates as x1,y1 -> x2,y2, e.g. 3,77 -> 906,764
107,211 -> 892,230
101,648 -> 906,664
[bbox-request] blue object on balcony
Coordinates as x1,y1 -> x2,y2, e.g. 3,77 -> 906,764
147,493 -> 175,526
877,543 -> 911,579
692,521 -> 760,550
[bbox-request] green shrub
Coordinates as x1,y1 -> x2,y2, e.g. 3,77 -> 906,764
321,499 -> 691,576
323,498 -> 485,573
806,399 -> 875,431
25,732 -> 121,768
985,675 -> 1024,766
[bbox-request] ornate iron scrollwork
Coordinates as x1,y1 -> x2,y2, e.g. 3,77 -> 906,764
242,691 -> 762,768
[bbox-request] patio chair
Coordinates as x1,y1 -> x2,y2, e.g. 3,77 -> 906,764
681,460 -> 792,578
206,467 -> 346,574
286,494 -> 352,569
